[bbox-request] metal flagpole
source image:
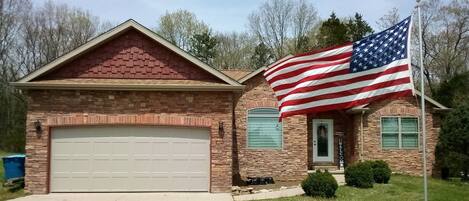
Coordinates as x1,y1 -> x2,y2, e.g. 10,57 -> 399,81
416,1 -> 428,201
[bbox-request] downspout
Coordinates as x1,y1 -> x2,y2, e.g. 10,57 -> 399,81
359,111 -> 365,161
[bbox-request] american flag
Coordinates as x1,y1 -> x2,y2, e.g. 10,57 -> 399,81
264,16 -> 414,119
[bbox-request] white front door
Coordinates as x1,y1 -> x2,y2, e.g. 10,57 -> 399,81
312,119 -> 334,162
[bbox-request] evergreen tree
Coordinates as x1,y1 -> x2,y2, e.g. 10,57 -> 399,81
434,72 -> 469,108
346,13 -> 374,41
316,13 -> 348,48
294,35 -> 311,54
436,102 -> 469,181
189,30 -> 218,65
250,42 -> 274,69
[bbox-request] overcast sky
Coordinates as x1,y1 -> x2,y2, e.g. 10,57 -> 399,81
33,0 -> 420,32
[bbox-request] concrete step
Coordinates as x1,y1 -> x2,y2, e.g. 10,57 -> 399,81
333,174 -> 346,185
308,169 -> 344,174
311,165 -> 338,171
307,169 -> 346,186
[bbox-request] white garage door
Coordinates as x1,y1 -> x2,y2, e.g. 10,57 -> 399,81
50,126 -> 210,192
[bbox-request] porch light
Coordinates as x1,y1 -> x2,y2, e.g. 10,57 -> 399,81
218,121 -> 224,136
34,120 -> 42,133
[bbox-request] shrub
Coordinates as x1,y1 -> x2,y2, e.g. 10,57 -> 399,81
370,160 -> 392,183
301,170 -> 338,198
345,162 -> 374,188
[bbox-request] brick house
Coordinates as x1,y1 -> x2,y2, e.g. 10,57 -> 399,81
12,20 -> 449,194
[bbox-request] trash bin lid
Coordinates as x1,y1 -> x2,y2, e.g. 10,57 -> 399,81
2,154 -> 26,158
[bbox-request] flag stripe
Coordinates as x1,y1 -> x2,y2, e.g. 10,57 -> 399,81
265,52 -> 353,79
272,59 -> 408,92
264,44 -> 353,76
280,84 -> 413,114
267,57 -> 351,84
272,68 -> 350,91
279,90 -> 412,118
279,77 -> 411,108
276,64 -> 410,101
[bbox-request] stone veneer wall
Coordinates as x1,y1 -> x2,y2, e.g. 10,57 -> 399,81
233,75 -> 308,184
25,90 -> 234,194
354,96 -> 440,175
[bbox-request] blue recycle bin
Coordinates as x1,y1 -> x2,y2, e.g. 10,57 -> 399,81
2,154 -> 26,180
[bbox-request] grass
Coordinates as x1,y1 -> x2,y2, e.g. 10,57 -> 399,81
0,150 -> 26,201
260,174 -> 469,201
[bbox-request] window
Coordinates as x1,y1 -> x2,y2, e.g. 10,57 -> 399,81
381,117 -> 419,149
247,108 -> 282,149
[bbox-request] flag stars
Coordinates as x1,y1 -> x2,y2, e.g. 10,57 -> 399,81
351,16 -> 410,73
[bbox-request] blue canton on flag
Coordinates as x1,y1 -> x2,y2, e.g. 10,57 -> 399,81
351,16 -> 411,73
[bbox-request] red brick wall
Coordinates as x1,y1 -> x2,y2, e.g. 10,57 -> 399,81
233,75 -> 308,183
354,96 -> 440,175
37,29 -> 221,81
24,90 -> 233,194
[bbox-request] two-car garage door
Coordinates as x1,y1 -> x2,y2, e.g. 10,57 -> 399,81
50,126 -> 210,192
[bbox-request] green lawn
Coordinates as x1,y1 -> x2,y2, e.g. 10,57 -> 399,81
0,151 -> 26,201
261,174 -> 469,201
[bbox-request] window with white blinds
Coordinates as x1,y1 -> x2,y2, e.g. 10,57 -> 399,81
247,108 -> 283,149
381,117 -> 419,149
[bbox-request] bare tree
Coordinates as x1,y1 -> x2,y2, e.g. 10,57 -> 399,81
155,10 -> 208,51
0,0 -> 104,152
378,1 -> 468,94
376,8 -> 400,30
213,32 -> 256,70
248,0 -> 319,59
291,0 -> 319,53
17,1 -> 102,74
410,0 -> 469,94
0,0 -> 30,82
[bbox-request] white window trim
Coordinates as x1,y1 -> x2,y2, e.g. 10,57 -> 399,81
380,116 -> 420,150
246,107 -> 284,150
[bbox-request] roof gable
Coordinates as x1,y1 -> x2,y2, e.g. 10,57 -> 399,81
15,19 -> 241,87
38,29 -> 219,81
221,70 -> 252,81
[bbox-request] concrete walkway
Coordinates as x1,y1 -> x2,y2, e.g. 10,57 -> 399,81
233,187 -> 304,201
10,193 -> 233,201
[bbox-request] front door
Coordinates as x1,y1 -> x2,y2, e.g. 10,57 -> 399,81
312,119 -> 334,163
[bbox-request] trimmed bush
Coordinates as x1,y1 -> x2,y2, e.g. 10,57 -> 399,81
301,170 -> 338,198
345,162 -> 374,188
370,160 -> 392,183
362,160 -> 392,183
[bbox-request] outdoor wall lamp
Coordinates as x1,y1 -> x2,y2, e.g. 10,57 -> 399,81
218,121 -> 224,136
34,120 -> 42,133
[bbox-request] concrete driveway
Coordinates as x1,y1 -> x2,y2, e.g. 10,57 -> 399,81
10,193 -> 233,201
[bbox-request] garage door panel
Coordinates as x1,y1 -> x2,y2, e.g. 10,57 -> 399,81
191,142 -> 210,154
152,142 -> 171,154
92,158 -> 111,172
69,159 -> 91,172
133,159 -> 152,172
151,159 -> 172,172
93,142 -> 113,155
133,142 -> 152,154
51,126 -> 209,192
